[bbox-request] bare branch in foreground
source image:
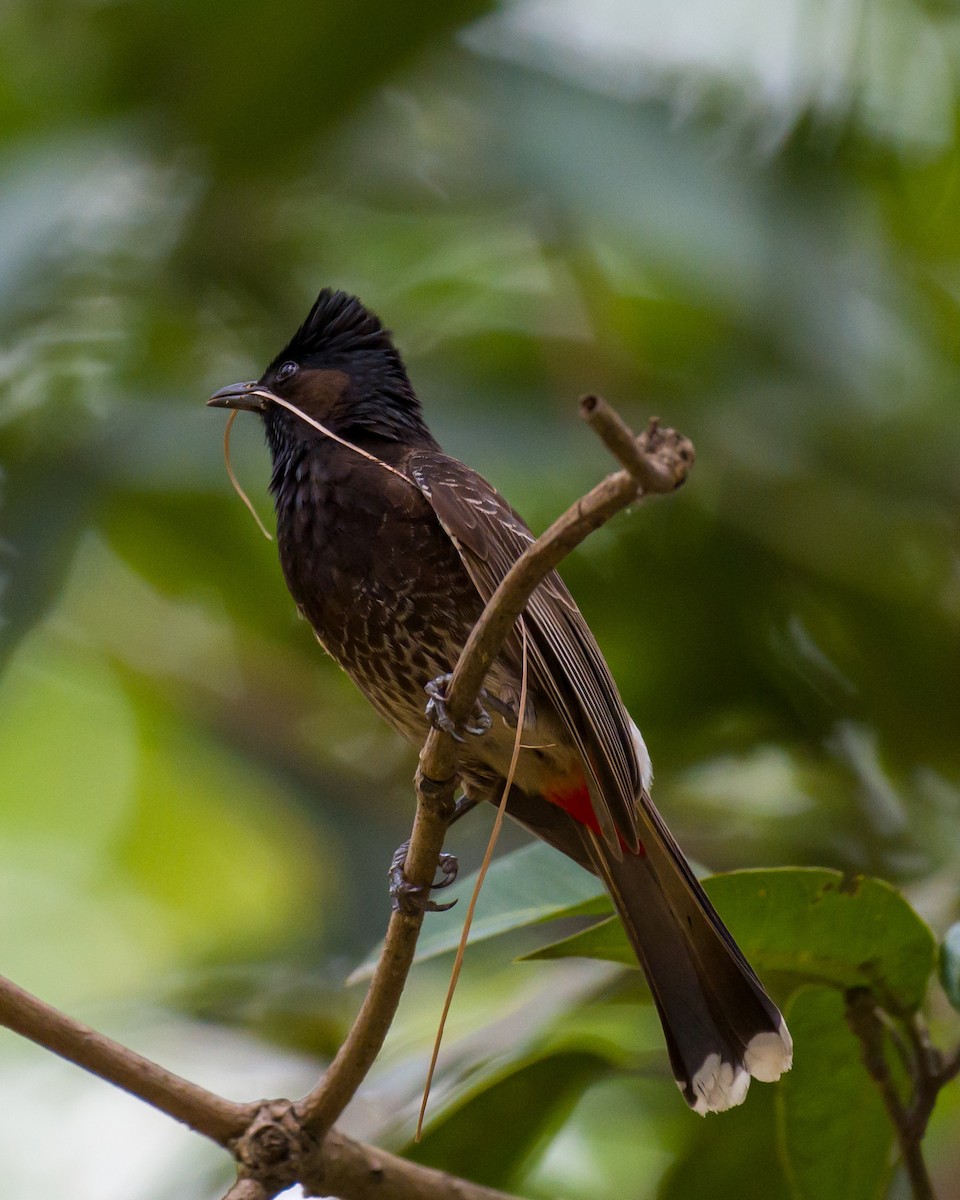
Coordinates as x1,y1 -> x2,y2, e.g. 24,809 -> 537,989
0,971 -> 521,1200
230,1119 -> 523,1200
0,398 -> 694,1199
304,1127 -> 523,1200
226,1103 -> 521,1199
0,973 -> 251,1145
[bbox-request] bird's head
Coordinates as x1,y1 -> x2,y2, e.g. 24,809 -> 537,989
208,289 -> 434,450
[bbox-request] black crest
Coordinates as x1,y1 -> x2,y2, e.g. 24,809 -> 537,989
266,289 -> 434,444
269,290 -> 399,372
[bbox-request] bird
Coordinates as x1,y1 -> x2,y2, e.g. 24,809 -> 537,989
208,288 -> 792,1114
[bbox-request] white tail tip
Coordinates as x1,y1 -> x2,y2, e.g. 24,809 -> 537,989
686,1020 -> 793,1114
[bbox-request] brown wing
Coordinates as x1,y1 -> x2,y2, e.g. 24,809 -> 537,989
409,450 -> 641,853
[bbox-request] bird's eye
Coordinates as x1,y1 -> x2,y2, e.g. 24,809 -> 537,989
276,361 -> 299,382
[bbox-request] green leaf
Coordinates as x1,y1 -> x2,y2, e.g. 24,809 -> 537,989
524,868 -> 937,1012
659,1075 -> 789,1200
348,841 -> 607,982
406,1050 -> 612,1189
939,923 -> 960,1012
777,987 -> 893,1200
524,913 -> 636,969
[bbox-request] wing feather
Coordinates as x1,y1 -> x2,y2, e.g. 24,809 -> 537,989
409,451 -> 640,850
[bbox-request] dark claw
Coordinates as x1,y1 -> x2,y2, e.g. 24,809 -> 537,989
389,841 -> 460,916
424,673 -> 493,741
424,675 -> 464,742
433,851 -> 459,889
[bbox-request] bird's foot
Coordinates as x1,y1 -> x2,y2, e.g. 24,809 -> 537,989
424,673 -> 492,742
389,842 -> 460,916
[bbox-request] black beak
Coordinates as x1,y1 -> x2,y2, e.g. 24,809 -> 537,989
207,380 -> 278,412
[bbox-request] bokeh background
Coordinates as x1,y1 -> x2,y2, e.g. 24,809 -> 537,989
1,0 -> 959,1196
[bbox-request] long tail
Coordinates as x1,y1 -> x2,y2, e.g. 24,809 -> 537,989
581,797 -> 792,1114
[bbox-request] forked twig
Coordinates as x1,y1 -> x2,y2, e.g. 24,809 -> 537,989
846,992 -> 960,1200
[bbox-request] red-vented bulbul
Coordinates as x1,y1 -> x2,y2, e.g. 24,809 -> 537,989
208,289 -> 792,1113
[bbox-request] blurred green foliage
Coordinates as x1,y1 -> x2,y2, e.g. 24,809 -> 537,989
1,0 -> 960,1196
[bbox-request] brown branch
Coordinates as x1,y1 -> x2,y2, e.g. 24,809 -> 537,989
303,1127 -> 522,1200
297,772 -> 459,1135
580,396 -> 684,491
0,973 -> 252,1146
224,1103 -> 522,1200
0,972 -> 521,1200
904,1014 -> 960,1146
846,991 -> 936,1200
